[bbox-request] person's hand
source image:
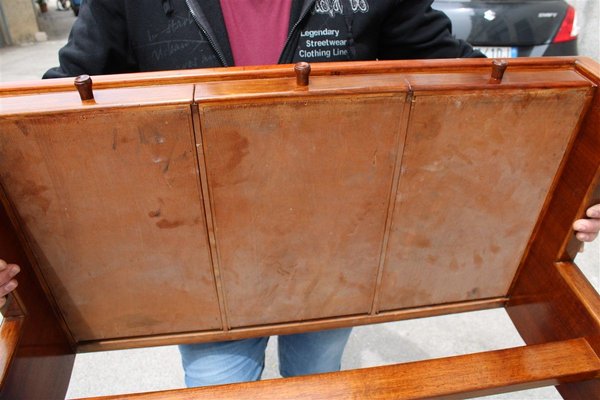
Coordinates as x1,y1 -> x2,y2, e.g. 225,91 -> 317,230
0,260 -> 19,308
573,204 -> 600,242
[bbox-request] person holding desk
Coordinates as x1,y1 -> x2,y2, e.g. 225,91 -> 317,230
1,0 -> 599,389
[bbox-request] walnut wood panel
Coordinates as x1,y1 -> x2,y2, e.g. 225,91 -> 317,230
197,94 -> 407,327
379,87 -> 591,311
507,60 -> 600,399
0,104 -> 221,341
90,339 -> 600,400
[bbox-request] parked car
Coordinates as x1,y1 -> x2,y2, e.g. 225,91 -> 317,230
432,0 -> 579,57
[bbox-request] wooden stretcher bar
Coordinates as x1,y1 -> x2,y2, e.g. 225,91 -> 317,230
88,338 -> 600,400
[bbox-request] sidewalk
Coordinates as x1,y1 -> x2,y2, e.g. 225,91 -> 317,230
36,0 -> 78,40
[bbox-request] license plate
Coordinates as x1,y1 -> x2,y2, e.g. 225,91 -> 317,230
473,46 -> 517,58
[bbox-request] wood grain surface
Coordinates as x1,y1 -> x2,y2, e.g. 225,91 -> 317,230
380,87 -> 591,310
87,338 -> 600,400
506,58 -> 600,399
0,102 -> 222,341
198,94 -> 407,327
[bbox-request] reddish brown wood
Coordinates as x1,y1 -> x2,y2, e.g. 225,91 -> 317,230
489,59 -> 508,83
75,74 -> 95,102
78,297 -> 506,352
0,57 -> 599,399
0,318 -> 23,389
556,262 -> 600,327
506,60 -> 600,399
197,93 -> 407,327
379,86 -> 589,311
0,56 -> 580,96
0,102 -> 222,341
402,69 -> 589,93
89,339 -> 600,400
0,195 -> 74,399
0,291 -> 25,389
508,262 -> 600,399
0,84 -> 194,116
294,62 -> 311,87
192,68 -> 590,104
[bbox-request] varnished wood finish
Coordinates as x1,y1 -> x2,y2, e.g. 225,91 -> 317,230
77,297 -> 507,352
193,64 -> 591,320
0,318 -> 22,389
74,75 -> 95,102
0,57 -> 582,96
556,262 -> 600,331
0,98 -> 221,341
0,194 -> 74,399
379,87 -> 589,310
508,261 -> 600,399
294,62 -> 311,87
490,59 -> 508,83
0,84 -> 195,116
197,92 -> 407,327
0,58 -> 599,399
88,339 -> 600,400
506,59 -> 600,399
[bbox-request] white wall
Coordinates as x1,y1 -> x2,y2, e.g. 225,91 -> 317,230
0,0 -> 39,44
568,0 -> 600,61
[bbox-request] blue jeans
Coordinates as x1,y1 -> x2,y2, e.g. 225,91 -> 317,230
178,328 -> 352,387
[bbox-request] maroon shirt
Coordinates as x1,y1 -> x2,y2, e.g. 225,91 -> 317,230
220,0 -> 293,66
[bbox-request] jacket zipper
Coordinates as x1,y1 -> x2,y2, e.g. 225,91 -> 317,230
278,0 -> 316,64
185,0 -> 229,67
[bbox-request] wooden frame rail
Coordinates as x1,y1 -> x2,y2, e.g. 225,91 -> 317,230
89,338 -> 600,400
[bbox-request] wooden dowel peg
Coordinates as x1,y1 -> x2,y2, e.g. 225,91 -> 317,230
295,62 -> 311,87
74,74 -> 95,102
489,60 -> 508,84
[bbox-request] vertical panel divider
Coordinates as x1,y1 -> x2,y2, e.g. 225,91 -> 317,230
370,86 -> 414,315
189,100 -> 231,332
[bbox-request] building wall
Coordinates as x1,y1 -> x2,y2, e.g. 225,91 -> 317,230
0,0 -> 39,46
568,0 -> 600,61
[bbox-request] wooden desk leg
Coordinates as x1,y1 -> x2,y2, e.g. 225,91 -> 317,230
507,260 -> 600,399
508,61 -> 600,399
0,197 -> 75,400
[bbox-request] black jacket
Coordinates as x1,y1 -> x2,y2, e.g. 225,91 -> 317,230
44,0 -> 482,78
